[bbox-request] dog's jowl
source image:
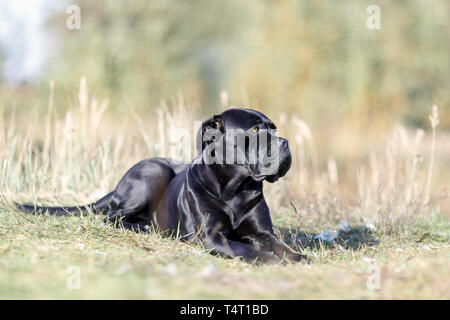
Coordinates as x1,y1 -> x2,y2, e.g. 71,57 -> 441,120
16,108 -> 304,263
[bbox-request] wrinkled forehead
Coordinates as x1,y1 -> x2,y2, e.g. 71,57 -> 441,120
220,108 -> 276,130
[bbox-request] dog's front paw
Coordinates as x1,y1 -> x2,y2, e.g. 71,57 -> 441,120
285,251 -> 307,263
257,251 -> 282,265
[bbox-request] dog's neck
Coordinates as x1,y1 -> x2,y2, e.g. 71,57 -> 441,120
190,154 -> 262,200
209,163 -> 257,198
189,158 -> 264,230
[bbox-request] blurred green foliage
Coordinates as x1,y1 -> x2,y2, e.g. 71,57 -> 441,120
3,0 -> 450,127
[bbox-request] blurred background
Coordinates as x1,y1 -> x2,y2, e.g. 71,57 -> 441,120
0,0 -> 448,200
1,0 -> 448,122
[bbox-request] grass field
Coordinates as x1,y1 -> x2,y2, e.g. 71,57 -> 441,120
0,81 -> 448,299
0,207 -> 448,299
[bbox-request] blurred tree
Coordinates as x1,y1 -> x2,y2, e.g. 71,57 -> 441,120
39,0 -> 449,127
44,0 -> 255,113
230,0 -> 449,128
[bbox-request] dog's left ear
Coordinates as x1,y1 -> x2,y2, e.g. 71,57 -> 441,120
196,114 -> 224,153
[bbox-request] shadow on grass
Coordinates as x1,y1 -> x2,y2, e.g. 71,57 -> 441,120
278,226 -> 380,251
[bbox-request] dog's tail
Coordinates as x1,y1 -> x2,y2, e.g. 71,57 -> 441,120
14,192 -> 114,216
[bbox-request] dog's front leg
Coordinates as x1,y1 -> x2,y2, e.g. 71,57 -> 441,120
255,233 -> 306,262
203,232 -> 281,264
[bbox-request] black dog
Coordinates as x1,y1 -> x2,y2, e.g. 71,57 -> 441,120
16,108 -> 304,263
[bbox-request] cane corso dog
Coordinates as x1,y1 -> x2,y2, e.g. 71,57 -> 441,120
16,108 -> 304,263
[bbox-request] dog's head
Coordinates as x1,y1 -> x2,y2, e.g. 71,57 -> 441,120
197,108 -> 291,183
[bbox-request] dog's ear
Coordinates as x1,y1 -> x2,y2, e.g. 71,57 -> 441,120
196,115 -> 224,153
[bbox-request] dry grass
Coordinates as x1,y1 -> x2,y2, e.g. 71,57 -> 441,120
0,78 -> 448,299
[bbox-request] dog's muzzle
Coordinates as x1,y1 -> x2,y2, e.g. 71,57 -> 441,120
262,138 -> 292,183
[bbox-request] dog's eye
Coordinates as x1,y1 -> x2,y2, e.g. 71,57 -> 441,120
251,127 -> 259,133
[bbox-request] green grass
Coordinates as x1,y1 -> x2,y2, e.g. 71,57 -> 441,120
1,206 -> 448,299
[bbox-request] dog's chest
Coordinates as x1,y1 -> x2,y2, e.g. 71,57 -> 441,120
222,188 -> 262,229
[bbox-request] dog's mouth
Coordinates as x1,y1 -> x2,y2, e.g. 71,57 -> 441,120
264,153 -> 291,183
249,150 -> 292,183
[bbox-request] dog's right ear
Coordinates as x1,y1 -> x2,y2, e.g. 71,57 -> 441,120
196,115 -> 224,153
